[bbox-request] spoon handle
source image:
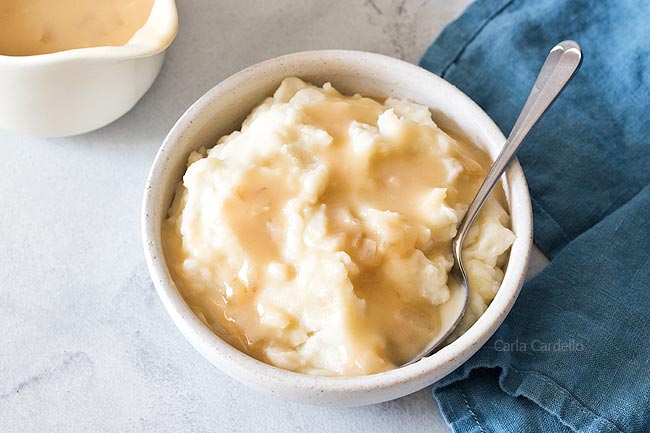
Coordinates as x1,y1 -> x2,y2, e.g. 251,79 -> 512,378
454,40 -> 582,251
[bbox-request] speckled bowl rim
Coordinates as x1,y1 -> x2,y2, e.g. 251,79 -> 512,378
142,50 -> 533,406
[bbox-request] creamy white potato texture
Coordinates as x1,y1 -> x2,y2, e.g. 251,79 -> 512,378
163,78 -> 515,376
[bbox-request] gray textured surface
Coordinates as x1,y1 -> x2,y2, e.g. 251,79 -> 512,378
0,1 -> 549,431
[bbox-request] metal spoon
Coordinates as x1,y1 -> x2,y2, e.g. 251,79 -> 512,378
403,40 -> 582,366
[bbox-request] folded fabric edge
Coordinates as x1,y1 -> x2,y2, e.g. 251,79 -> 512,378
432,356 -> 624,433
419,0 -> 515,76
434,383 -> 491,433
530,195 -> 572,258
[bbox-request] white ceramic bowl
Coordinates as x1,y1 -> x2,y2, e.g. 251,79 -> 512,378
0,0 -> 178,137
142,50 -> 533,407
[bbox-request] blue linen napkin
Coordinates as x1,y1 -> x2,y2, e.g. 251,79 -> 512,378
419,0 -> 650,432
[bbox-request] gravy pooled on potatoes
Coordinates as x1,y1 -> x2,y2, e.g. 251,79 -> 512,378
163,78 -> 515,376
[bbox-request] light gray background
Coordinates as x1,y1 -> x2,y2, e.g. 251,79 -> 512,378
0,1 -> 549,431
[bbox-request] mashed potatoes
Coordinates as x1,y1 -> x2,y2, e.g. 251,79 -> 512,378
163,78 -> 515,376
